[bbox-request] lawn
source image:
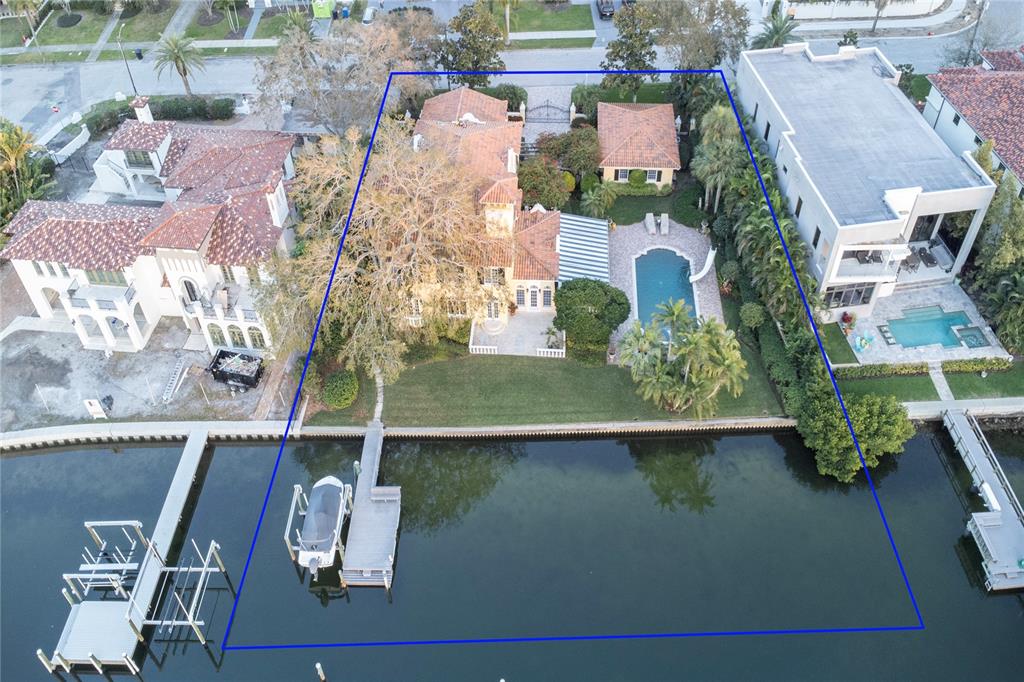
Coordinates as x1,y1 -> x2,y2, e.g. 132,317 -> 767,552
0,16 -> 34,48
597,82 -> 673,105
96,48 -> 143,60
198,46 -> 278,57
253,12 -> 297,39
34,9 -> 109,46
721,294 -> 785,418
184,10 -> 251,41
946,362 -> 1024,399
507,37 -> 595,49
116,3 -> 176,42
607,182 -> 709,228
836,375 -> 939,402
821,323 -> 858,365
490,1 -> 594,32
0,50 -> 88,65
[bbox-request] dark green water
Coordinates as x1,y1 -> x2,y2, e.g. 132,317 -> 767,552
2,428 -> 1022,680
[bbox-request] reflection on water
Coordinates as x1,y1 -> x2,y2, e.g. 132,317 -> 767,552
624,438 -> 716,514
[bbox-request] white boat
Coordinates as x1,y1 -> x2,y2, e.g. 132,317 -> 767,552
297,476 -> 351,578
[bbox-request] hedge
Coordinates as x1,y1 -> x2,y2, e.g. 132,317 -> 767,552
941,357 -> 1012,374
323,370 -> 359,409
84,96 -> 236,138
757,321 -> 802,416
613,181 -> 674,197
832,363 -> 929,380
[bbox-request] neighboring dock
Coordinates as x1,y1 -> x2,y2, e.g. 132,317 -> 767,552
943,409 -> 1024,591
340,421 -> 401,588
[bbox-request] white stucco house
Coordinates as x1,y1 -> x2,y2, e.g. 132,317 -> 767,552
736,44 -> 997,318
2,97 -> 298,355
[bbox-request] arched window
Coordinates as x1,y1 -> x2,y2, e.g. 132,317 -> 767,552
182,279 -> 199,303
249,327 -> 267,350
486,299 -> 500,319
208,324 -> 226,347
227,325 -> 247,348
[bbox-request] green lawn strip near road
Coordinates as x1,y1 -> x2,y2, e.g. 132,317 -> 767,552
491,1 -> 594,32
34,10 -> 109,46
836,375 -> 940,402
198,46 -> 278,58
946,361 -> 1024,399
597,82 -> 673,105
507,37 -> 595,49
821,323 -> 858,365
184,11 -> 251,41
0,16 -> 34,48
96,49 -> 144,61
0,50 -> 88,65
116,4 -> 176,43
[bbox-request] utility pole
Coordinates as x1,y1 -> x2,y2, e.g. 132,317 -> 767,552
964,0 -> 990,67
116,23 -> 139,97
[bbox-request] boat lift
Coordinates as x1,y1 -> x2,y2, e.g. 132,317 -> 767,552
284,478 -> 354,579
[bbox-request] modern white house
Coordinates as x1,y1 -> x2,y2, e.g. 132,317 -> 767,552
736,44 -> 997,318
923,46 -> 1024,200
2,97 -> 297,355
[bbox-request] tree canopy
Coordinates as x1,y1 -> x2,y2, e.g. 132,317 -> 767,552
535,127 -> 600,179
652,0 -> 750,71
438,0 -> 505,88
553,278 -> 630,361
600,3 -> 658,102
518,156 -> 570,209
0,119 -> 54,232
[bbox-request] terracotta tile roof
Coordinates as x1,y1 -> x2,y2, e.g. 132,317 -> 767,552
1,201 -> 159,270
928,68 -> 1024,182
419,87 -> 509,124
204,189 -> 282,266
981,45 -> 1024,72
160,125 -> 295,195
140,202 -> 222,250
513,208 -> 560,281
105,120 -> 176,151
414,118 -> 523,206
597,102 -> 681,170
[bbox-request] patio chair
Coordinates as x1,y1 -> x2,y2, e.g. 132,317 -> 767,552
856,251 -> 871,265
870,251 -> 883,264
660,213 -> 670,235
645,213 -> 656,235
904,252 -> 920,272
919,247 -> 938,268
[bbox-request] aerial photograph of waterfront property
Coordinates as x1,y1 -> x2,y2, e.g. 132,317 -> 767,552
2,1 -> 1024,680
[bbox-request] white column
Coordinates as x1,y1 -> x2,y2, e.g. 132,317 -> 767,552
951,206 -> 987,275
96,315 -> 118,348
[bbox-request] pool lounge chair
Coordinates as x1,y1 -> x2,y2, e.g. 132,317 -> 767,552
919,247 -> 938,268
645,213 -> 656,235
660,213 -> 670,235
877,324 -> 897,345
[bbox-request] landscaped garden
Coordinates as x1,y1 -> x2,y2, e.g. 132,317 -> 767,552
0,15 -> 34,48
116,1 -> 177,42
34,8 -> 109,46
489,0 -> 594,32
184,5 -> 252,41
836,375 -> 940,403
947,361 -> 1024,399
605,182 -> 707,227
821,322 -> 858,365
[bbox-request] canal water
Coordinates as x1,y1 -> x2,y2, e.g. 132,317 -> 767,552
2,428 -> 1022,680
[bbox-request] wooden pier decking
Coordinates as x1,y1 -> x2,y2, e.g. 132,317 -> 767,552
50,429 -> 211,671
341,421 -> 401,587
943,410 -> 1024,591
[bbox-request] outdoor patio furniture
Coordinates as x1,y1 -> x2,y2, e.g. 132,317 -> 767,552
659,213 -> 670,235
856,251 -> 871,264
904,252 -> 921,272
877,324 -> 897,346
919,247 -> 938,268
870,251 -> 883,264
645,213 -> 656,235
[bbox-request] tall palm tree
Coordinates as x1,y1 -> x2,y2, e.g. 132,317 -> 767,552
0,123 -> 35,195
153,36 -> 206,97
9,0 -> 42,41
500,0 -> 520,46
750,13 -> 799,50
698,105 -> 738,145
580,181 -> 619,218
871,0 -> 891,34
283,8 -> 313,39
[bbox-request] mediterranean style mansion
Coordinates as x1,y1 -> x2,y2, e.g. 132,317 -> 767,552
2,97 -> 296,355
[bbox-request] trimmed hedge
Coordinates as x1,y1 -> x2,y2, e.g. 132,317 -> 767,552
84,96 -> 236,138
832,363 -> 929,380
757,321 -> 802,416
942,357 -> 1012,374
323,370 -> 359,409
613,181 -> 673,197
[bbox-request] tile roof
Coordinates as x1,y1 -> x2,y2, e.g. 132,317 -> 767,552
928,68 -> 1024,182
1,201 -> 160,270
597,102 -> 681,170
204,189 -> 283,266
105,120 -> 176,152
140,202 -> 222,250
418,87 -> 509,124
513,208 -> 560,281
414,118 -> 523,206
980,45 -> 1024,72
160,125 -> 295,195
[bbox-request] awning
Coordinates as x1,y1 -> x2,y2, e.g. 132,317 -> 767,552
558,213 -> 610,283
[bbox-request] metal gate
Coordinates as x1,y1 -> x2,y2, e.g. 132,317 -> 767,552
526,99 -> 570,123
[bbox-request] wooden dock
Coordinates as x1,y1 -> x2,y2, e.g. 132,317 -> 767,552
943,410 -> 1024,591
49,429 -> 211,671
341,421 -> 401,587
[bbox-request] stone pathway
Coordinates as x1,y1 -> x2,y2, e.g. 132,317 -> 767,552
928,361 -> 955,401
162,1 -> 199,39
86,9 -> 121,63
242,8 -> 264,41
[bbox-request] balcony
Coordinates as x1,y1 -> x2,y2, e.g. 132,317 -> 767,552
184,284 -> 261,325
64,277 -> 137,313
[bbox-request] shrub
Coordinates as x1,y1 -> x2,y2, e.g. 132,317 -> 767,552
718,260 -> 740,284
580,172 -> 599,193
758,321 -> 802,416
489,83 -> 527,111
208,98 -> 235,120
323,370 -> 359,409
571,83 -> 603,123
614,181 -> 673,197
739,302 -> 766,330
628,169 -> 647,187
83,102 -> 133,138
442,318 -> 472,345
570,116 -> 590,129
518,156 -> 570,209
562,171 -> 576,193
712,214 -> 733,242
554,279 -> 630,360
941,357 -> 1012,374
832,363 -> 929,380
153,96 -> 208,120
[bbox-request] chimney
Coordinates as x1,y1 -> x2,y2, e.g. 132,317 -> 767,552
507,147 -> 517,173
131,96 -> 153,124
412,134 -> 422,152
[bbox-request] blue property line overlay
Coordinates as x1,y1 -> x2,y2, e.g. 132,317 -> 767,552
220,68 -> 924,652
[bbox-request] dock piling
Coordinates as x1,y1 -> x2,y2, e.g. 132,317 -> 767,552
315,662 -> 327,680
36,649 -> 55,673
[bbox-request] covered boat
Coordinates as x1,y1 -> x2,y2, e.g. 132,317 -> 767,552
297,476 -> 350,578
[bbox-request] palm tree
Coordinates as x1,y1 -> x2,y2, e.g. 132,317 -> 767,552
215,0 -> 240,34
750,13 -> 799,50
580,181 -> 618,218
283,8 -> 313,39
9,0 -> 42,42
153,36 -> 206,97
871,0 -> 891,34
985,273 -> 1024,353
500,0 -> 520,46
619,321 -> 662,381
698,105 -> 738,145
0,123 -> 35,196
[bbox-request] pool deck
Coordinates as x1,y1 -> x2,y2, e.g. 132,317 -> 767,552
608,219 -> 723,343
840,283 -> 1010,365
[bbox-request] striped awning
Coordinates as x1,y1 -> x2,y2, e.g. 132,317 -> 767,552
558,213 -> 610,283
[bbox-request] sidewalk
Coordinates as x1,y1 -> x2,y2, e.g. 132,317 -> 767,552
508,29 -> 597,41
791,0 -> 974,37
1,37 -> 279,56
904,396 -> 1024,419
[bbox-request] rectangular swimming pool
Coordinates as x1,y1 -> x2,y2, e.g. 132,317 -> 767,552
634,248 -> 696,325
887,305 -> 971,349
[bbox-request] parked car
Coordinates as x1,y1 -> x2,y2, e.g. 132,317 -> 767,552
362,6 -> 376,25
597,0 -> 614,19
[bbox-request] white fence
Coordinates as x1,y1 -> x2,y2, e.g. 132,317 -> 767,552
469,344 -> 499,355
536,347 -> 565,358
50,125 -> 90,164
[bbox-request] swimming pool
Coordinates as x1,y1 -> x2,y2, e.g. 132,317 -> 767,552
887,305 -> 972,348
634,248 -> 696,326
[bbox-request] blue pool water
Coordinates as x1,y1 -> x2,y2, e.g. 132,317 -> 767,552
635,248 -> 696,326
888,305 -> 971,348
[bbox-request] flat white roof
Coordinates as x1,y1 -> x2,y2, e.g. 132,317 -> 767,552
744,46 -> 991,226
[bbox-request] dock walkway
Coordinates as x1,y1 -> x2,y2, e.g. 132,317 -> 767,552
341,421 -> 400,587
943,410 -> 1024,591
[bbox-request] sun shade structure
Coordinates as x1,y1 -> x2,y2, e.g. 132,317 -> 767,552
558,213 -> 610,283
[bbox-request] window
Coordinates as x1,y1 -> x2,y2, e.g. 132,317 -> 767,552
227,325 -> 247,348
125,149 -> 153,169
1019,186 -> 1024,200
812,227 -> 821,249
997,162 -> 1006,172
795,197 -> 803,218
208,325 -> 226,347
249,327 -> 266,350
974,135 -> 982,146
764,121 -> 771,141
32,261 -> 44,276
646,169 -> 661,183
483,267 -> 504,285
447,299 -> 468,318
615,168 -> 629,181
43,262 -> 56,277
782,165 -> 788,175
220,265 -> 236,284
753,102 -> 759,121
408,298 -> 422,317
952,113 -> 961,126
529,288 -> 538,308
542,289 -> 552,307
85,269 -> 127,286
246,266 -> 261,285
823,283 -> 875,309
516,288 -> 525,306
57,263 -> 69,278
486,299 -> 500,319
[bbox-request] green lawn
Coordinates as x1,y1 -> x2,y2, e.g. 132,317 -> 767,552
253,12 -> 295,39
184,10 -> 251,41
198,46 -> 278,57
34,10 -> 109,46
597,82 -> 673,105
821,323 -> 858,365
0,16 -> 34,48
96,48 -> 142,60
721,294 -> 785,418
507,37 -> 594,49
836,375 -> 939,402
116,3 -> 176,42
491,1 -> 594,32
0,49 -> 88,65
946,361 -> 1024,399
607,182 -> 709,228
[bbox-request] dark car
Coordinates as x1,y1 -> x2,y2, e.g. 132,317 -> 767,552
597,0 -> 614,19
622,0 -> 636,5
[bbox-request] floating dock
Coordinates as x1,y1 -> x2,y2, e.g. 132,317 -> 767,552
43,429 -> 226,674
943,410 -> 1024,591
341,421 -> 401,587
